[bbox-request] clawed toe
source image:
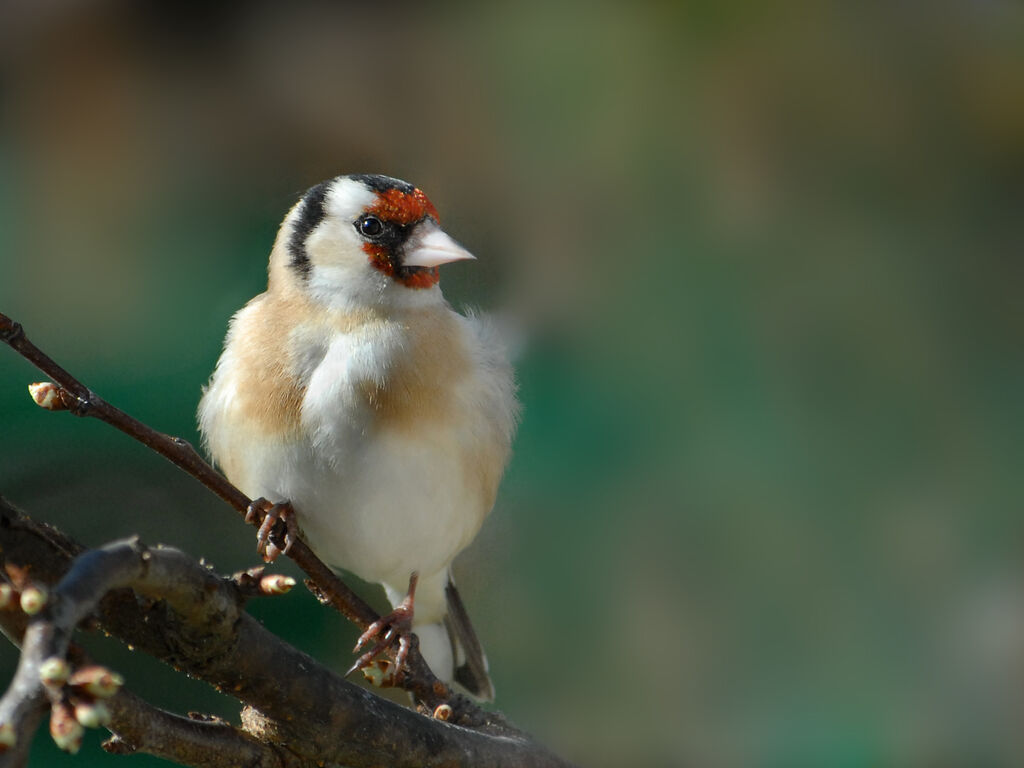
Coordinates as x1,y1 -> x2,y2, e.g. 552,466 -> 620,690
245,498 -> 298,563
346,572 -> 418,684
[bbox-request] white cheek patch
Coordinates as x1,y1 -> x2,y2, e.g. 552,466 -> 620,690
302,176 -> 377,275
306,220 -> 364,269
302,180 -> 385,309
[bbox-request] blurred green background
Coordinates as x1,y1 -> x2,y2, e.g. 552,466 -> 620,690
1,1 -> 1023,766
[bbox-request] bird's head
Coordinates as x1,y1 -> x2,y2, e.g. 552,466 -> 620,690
269,174 -> 474,311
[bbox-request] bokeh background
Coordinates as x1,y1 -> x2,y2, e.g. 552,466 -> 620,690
1,2 -> 1023,766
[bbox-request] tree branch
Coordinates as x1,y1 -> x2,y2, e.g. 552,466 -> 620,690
103,689 -> 296,768
0,502 -> 294,768
0,498 -> 574,767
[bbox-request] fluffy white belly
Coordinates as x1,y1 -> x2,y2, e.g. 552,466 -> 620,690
241,423 -> 484,612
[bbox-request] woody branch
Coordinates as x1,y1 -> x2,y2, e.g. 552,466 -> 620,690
0,499 -> 571,767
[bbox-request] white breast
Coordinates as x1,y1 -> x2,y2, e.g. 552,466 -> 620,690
222,309 -> 517,623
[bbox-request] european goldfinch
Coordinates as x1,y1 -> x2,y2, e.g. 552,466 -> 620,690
198,174 -> 519,699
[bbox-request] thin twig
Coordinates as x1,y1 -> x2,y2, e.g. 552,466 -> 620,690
0,311 -> 455,712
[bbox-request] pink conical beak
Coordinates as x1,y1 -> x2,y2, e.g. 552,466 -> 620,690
404,228 -> 476,268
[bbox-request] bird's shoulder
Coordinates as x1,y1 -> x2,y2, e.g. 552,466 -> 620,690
203,291 -> 387,438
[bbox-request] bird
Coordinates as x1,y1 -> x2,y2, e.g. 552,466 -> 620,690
198,173 -> 519,699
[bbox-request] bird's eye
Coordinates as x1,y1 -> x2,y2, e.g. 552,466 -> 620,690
357,216 -> 384,238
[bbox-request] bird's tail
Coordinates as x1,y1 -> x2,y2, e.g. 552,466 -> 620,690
443,578 -> 495,700
406,574 -> 495,701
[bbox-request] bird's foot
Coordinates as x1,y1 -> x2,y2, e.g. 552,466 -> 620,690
347,572 -> 418,684
245,498 -> 298,563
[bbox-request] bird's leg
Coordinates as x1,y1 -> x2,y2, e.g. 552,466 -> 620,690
347,571 -> 418,683
245,497 -> 299,563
